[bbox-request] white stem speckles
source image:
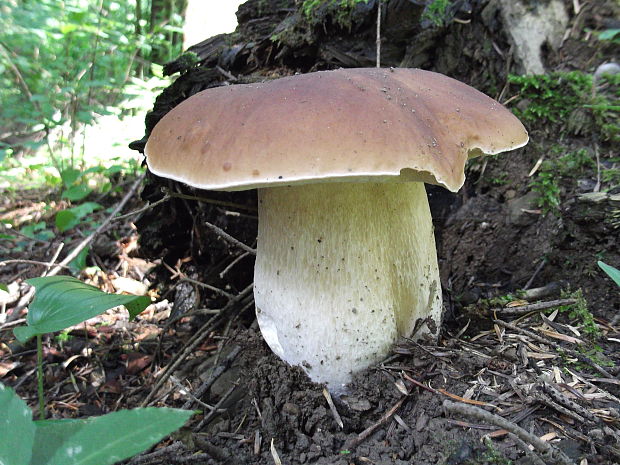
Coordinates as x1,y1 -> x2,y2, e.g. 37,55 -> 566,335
254,181 -> 442,389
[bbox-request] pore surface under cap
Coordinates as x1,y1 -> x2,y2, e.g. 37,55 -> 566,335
145,67 -> 528,192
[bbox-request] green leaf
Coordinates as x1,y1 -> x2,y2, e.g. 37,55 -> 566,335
30,408 -> 193,465
59,23 -> 79,34
62,184 -> 93,202
0,283 -> 9,292
70,202 -> 101,218
598,261 -> 620,288
55,210 -> 78,232
13,276 -> 150,342
68,247 -> 89,274
55,202 -> 101,232
598,28 -> 620,41
60,168 -> 81,188
0,383 -> 35,465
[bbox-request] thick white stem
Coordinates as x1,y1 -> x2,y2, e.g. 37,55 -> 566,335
254,182 -> 442,389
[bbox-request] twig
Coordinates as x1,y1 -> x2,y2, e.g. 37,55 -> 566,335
204,221 -> 256,255
181,345 -> 242,410
323,388 -> 344,429
565,368 -> 620,405
504,434 -> 546,465
127,441 -> 185,465
0,225 -> 51,245
216,65 -> 238,81
141,285 -> 252,406
191,435 -> 232,463
179,276 -> 234,299
7,173 -> 146,322
537,382 -> 597,424
524,258 -> 547,290
43,242 -> 64,276
492,299 -> 576,317
166,189 -> 257,213
493,319 -> 614,378
219,252 -> 251,279
0,318 -> 26,331
593,143 -> 601,192
343,395 -> 407,450
0,260 -> 70,270
443,400 -> 574,465
50,173 -> 145,277
376,0 -> 382,68
270,438 -> 283,465
521,281 -> 568,300
111,194 -> 171,222
193,379 -> 240,431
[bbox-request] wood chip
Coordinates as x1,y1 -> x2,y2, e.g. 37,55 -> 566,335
270,438 -> 282,465
538,328 -> 583,345
254,430 -> 261,455
322,388 -> 344,429
540,432 -> 558,442
438,388 -> 494,407
525,351 -> 557,360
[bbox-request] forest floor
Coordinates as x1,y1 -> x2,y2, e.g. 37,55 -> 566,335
1,1 -> 620,464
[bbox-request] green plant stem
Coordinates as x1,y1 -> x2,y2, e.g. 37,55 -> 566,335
37,334 -> 45,420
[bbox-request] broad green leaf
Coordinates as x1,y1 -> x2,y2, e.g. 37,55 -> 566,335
62,185 -> 92,202
55,210 -> 78,233
59,23 -> 79,34
60,168 -> 81,188
0,383 -> 35,465
68,247 -> 90,274
0,283 -> 8,292
70,202 -> 101,218
599,261 -> 620,288
598,28 -> 620,41
13,276 -> 150,342
30,408 -> 194,465
55,203 -> 101,232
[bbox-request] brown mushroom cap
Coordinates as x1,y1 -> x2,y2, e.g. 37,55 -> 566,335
145,67 -> 528,192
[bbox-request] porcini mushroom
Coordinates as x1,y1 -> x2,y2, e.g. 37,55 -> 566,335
145,68 -> 528,389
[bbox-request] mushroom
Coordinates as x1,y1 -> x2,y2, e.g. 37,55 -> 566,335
145,68 -> 528,389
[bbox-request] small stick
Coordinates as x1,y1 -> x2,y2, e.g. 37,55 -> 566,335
181,345 -> 242,410
524,258 -> 546,290
492,299 -> 576,317
43,242 -> 64,276
166,189 -> 257,212
376,1 -> 382,67
0,224 -> 51,245
127,441 -> 185,465
0,260 -> 70,269
192,436 -> 231,463
270,438 -> 282,465
443,400 -> 574,465
193,379 -> 240,431
323,388 -> 344,429
141,285 -> 252,406
111,194 -> 171,222
220,251 -> 251,278
343,395 -> 407,450
179,276 -> 234,299
504,434 -> 546,465
493,319 -> 614,378
204,221 -> 256,255
521,281 -> 568,300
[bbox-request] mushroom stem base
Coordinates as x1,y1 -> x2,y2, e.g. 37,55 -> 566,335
254,181 -> 442,389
